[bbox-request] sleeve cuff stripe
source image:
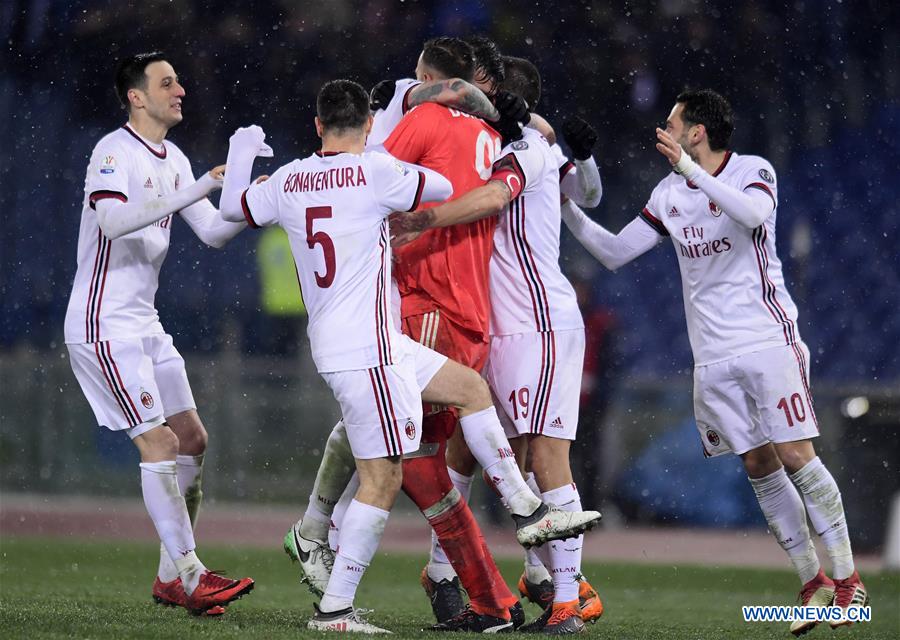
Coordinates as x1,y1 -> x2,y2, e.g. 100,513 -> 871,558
241,189 -> 260,228
558,160 -> 575,182
639,207 -> 669,236
408,171 -> 426,211
401,85 -> 417,114
745,182 -> 776,205
89,191 -> 128,210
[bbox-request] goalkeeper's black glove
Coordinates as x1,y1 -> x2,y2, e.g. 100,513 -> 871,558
369,80 -> 396,111
562,115 -> 598,160
493,91 -> 530,147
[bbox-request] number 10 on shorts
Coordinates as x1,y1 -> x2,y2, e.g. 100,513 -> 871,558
777,393 -> 806,427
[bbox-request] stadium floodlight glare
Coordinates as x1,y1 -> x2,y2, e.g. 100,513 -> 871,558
840,396 -> 870,419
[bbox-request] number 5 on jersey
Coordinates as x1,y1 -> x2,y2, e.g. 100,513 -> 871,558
306,206 -> 335,288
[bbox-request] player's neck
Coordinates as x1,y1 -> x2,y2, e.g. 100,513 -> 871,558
321,134 -> 365,155
127,116 -> 168,146
695,148 -> 728,175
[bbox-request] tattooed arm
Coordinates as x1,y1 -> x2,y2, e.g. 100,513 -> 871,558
407,79 -> 499,121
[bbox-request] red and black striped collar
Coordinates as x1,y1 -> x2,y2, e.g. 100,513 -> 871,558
315,150 -> 347,157
122,124 -> 167,159
686,150 -> 732,189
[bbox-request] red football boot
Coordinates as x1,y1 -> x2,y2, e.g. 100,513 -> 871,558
183,571 -> 254,615
152,576 -> 226,616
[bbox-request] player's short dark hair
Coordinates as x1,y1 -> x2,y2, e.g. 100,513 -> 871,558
115,51 -> 168,111
317,79 -> 370,133
421,37 -> 475,81
465,35 -> 505,91
676,89 -> 734,151
500,56 -> 541,110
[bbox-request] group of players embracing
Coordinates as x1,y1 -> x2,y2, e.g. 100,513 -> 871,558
65,33 -> 868,637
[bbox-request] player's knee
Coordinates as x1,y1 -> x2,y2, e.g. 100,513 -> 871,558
140,424 -> 180,460
459,370 -> 491,411
178,423 -> 208,455
776,444 -> 814,475
369,459 -> 403,496
741,444 -> 781,478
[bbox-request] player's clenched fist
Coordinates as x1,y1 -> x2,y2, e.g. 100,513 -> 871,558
369,79 -> 395,111
562,116 -> 598,160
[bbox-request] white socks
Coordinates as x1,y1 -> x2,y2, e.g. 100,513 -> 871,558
524,472 -> 552,582
749,467 -> 820,584
140,460 -> 206,592
790,457 -> 855,580
319,499 -> 389,613
427,467 -> 474,577
458,407 -> 541,517
542,483 -> 583,603
301,421 -> 356,543
157,454 -> 205,583
328,473 -> 360,552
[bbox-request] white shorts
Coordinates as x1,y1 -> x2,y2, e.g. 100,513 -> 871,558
67,334 -> 196,438
694,342 -> 819,457
322,334 -> 447,460
486,328 -> 585,440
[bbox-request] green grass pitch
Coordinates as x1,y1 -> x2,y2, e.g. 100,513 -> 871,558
0,536 -> 896,639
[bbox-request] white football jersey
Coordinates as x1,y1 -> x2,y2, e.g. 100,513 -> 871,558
367,78 -> 421,149
241,150 -> 429,373
489,128 -> 584,336
640,151 -> 797,365
550,143 -> 575,183
65,125 -> 201,344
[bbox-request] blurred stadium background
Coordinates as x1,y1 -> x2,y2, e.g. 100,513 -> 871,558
1,0 -> 899,573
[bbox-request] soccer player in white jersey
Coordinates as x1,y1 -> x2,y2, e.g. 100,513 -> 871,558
390,57 -> 605,635
219,79 -> 595,634
560,89 -> 868,635
64,52 -> 254,615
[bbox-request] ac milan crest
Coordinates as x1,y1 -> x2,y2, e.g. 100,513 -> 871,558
706,429 -> 720,446
405,420 -> 416,439
140,391 -> 155,409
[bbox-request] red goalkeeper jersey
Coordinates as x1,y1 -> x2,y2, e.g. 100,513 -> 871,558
385,103 -> 502,339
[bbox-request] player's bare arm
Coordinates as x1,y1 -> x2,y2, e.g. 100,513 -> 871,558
408,79 -> 500,121
528,113 -> 556,145
208,164 -> 225,180
390,180 -> 510,243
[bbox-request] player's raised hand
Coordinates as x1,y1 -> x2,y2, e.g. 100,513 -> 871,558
229,125 -> 274,158
655,127 -> 683,165
656,127 -> 698,176
563,116 -> 598,160
369,80 -> 396,112
493,91 -> 530,146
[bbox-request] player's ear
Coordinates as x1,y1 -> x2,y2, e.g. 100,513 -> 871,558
365,114 -> 374,135
315,116 -> 324,139
127,88 -> 144,111
693,123 -> 706,146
